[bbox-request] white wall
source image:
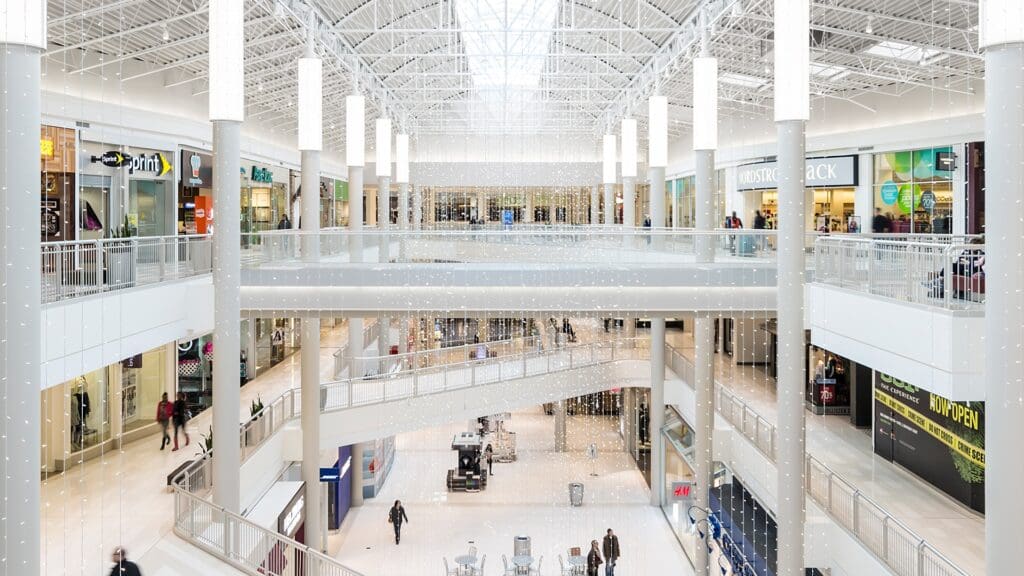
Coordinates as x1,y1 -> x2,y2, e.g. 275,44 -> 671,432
809,285 -> 985,400
41,277 -> 214,389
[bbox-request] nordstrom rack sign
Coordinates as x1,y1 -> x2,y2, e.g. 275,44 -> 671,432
736,155 -> 858,190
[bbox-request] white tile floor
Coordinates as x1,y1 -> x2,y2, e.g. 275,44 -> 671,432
332,408 -> 693,576
665,328 -> 985,576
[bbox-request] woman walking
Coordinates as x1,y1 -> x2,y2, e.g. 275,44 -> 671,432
156,393 -> 173,450
587,540 -> 603,576
171,392 -> 190,451
388,500 -> 409,544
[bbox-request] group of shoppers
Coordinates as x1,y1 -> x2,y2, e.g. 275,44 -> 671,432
585,529 -> 622,576
155,392 -> 191,451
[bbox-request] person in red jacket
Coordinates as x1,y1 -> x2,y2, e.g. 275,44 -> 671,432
156,393 -> 173,450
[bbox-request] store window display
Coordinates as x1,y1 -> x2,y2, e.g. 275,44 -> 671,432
874,147 -> 956,234
806,346 -> 849,415
70,370 -> 110,451
120,348 -> 167,433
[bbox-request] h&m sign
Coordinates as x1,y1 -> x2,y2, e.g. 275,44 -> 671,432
736,155 -> 858,190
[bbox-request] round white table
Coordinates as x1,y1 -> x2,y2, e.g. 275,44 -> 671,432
511,555 -> 534,574
566,556 -> 586,575
454,555 -> 478,575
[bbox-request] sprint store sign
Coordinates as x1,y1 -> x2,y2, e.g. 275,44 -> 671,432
736,155 -> 857,190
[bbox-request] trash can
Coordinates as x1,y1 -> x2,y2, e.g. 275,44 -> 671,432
569,482 -> 584,507
514,535 -> 531,557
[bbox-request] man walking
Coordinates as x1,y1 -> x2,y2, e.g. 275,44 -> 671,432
109,547 -> 142,576
602,528 -> 620,576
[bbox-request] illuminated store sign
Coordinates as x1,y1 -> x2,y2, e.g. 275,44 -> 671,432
736,156 -> 858,190
90,151 -> 172,176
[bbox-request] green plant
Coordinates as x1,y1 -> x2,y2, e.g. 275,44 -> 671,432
198,425 -> 213,457
110,214 -> 137,239
250,396 -> 265,419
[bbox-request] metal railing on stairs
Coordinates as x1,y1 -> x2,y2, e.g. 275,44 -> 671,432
663,344 -> 970,576
170,454 -> 364,576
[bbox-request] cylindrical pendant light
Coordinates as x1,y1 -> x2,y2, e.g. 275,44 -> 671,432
297,57 -> 322,151
981,0 -> 1024,47
376,118 -> 392,177
209,0 -> 244,121
602,135 -> 617,184
774,0 -> 810,121
1,0 -> 46,47
692,57 -> 719,151
648,96 -> 668,168
395,134 -> 410,183
621,118 -> 637,178
346,95 -> 365,167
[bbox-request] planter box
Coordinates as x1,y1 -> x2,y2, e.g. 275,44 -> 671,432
104,242 -> 137,289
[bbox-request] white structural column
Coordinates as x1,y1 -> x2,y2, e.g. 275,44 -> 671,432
0,5 -> 44,572
693,54 -> 719,576
525,191 -> 534,223
603,134 -> 617,225
692,51 -> 718,576
554,399 -> 567,452
376,118 -> 392,356
649,318 -> 666,506
297,41 -> 323,552
982,3 -> 1024,574
621,117 -> 637,228
649,95 -> 667,247
774,1 -> 809,574
396,132 -> 410,265
209,0 -> 243,515
347,94 -> 366,376
412,184 -> 423,230
590,185 -> 599,224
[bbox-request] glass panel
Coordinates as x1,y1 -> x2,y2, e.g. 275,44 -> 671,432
71,369 -> 110,451
873,147 -> 954,233
129,179 -> 168,237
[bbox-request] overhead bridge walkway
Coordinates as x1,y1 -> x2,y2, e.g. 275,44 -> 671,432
239,229 -> 788,314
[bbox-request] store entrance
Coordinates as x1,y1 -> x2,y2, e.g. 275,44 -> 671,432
756,188 -> 856,232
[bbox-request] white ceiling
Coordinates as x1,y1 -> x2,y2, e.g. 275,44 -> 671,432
44,0 -> 982,153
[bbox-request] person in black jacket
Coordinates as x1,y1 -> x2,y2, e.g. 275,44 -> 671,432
109,547 -> 142,576
388,500 -> 409,544
485,444 -> 494,476
171,392 -> 190,451
602,529 -> 621,576
587,540 -> 603,576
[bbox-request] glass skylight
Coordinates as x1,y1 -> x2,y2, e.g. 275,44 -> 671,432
454,0 -> 559,89
864,41 -> 940,63
809,63 -> 848,79
719,72 -> 766,89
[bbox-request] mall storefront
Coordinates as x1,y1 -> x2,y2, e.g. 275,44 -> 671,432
79,140 -> 176,239
736,155 -> 860,232
872,146 -> 958,234
41,344 -> 175,472
40,125 -> 77,242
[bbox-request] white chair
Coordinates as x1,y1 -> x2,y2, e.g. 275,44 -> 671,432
444,557 -> 459,576
558,555 -> 571,576
474,554 -> 486,576
469,546 -> 478,559
502,554 -> 515,576
530,555 -> 543,576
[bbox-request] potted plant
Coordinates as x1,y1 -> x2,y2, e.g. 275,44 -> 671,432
246,396 -> 265,446
105,214 -> 137,288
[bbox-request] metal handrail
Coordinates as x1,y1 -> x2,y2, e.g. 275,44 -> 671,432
40,234 -> 213,304
813,236 -> 985,311
663,344 -> 970,576
171,480 -> 364,576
